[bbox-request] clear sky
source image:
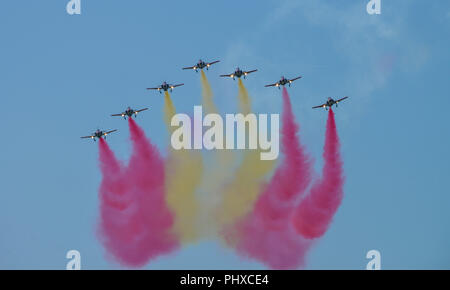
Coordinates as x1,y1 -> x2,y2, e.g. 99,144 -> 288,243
0,0 -> 449,269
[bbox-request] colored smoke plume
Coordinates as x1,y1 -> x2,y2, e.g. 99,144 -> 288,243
96,82 -> 345,269
197,71 -> 236,237
163,91 -> 176,134
292,108 -> 345,239
200,70 -> 218,114
97,119 -> 178,267
227,87 -> 313,269
163,91 -> 204,243
216,79 -> 275,230
237,78 -> 251,114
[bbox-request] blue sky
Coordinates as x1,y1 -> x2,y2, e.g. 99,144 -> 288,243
0,0 -> 449,269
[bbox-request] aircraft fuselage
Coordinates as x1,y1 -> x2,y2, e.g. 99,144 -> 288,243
161,83 -> 171,91
233,69 -> 244,78
322,98 -> 339,110
196,61 -> 207,70
124,109 -> 136,118
93,131 -> 105,140
279,77 -> 290,86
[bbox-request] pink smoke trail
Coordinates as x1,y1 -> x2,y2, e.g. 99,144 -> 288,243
229,87 -> 313,269
292,108 -> 344,239
98,119 -> 178,267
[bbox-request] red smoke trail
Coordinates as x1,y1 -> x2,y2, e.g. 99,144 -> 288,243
98,119 -> 178,267
292,108 -> 344,239
229,87 -> 313,269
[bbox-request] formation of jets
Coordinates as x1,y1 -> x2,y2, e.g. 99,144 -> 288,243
312,96 -> 349,110
146,81 -> 184,93
81,107 -> 148,141
111,107 -> 149,120
81,129 -> 118,141
81,58 -> 349,141
183,59 -> 220,72
220,67 -> 258,80
265,76 -> 302,88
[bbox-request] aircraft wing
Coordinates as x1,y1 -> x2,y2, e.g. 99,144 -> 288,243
80,135 -> 93,139
146,87 -> 160,90
182,66 -> 196,70
111,113 -> 123,117
170,84 -> 184,88
136,108 -> 149,113
220,73 -> 234,78
104,129 -> 117,135
264,82 -> 278,87
312,104 -> 326,109
207,60 -> 220,66
289,76 -> 302,82
337,96 -> 348,103
244,69 -> 257,75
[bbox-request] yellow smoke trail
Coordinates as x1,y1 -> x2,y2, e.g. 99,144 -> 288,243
197,71 -> 236,237
163,91 -> 203,243
215,79 -> 276,234
163,91 -> 176,133
200,70 -> 217,114
237,78 -> 251,115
